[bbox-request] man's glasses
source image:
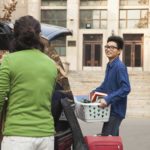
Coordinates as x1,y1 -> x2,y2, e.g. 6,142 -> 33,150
104,45 -> 118,50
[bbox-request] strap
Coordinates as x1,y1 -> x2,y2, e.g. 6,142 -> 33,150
61,98 -> 88,150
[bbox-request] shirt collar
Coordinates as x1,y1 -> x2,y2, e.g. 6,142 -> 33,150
107,57 -> 119,68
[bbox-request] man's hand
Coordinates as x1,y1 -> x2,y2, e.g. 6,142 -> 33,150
89,92 -> 94,101
99,98 -> 107,108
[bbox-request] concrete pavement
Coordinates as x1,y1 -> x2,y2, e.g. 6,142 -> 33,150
79,117 -> 150,150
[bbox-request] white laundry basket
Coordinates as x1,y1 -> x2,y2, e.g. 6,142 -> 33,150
74,95 -> 110,122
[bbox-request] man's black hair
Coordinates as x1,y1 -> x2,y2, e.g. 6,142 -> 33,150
107,35 -> 124,49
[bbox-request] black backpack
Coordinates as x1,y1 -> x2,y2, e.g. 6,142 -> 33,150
0,22 -> 13,50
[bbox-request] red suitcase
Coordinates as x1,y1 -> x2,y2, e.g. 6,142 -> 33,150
84,136 -> 123,150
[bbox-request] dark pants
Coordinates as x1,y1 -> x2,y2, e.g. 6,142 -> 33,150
52,91 -> 70,132
101,116 -> 122,136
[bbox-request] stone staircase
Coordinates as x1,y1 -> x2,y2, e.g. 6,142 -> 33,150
67,71 -> 150,118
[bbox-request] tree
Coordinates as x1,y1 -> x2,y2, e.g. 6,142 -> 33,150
0,0 -> 17,21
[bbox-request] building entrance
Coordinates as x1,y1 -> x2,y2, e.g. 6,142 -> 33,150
83,34 -> 103,67
123,34 -> 143,69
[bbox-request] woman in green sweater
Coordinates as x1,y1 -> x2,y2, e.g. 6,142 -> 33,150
0,15 -> 57,150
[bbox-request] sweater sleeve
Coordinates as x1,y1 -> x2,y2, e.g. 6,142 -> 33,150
104,67 -> 131,104
0,55 -> 10,112
93,81 -> 106,93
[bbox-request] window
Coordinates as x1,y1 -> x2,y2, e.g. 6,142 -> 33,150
41,0 -> 67,6
51,37 -> 66,56
41,10 -> 66,27
80,0 -> 107,6
80,10 -> 107,29
119,9 -> 148,28
120,0 -> 149,6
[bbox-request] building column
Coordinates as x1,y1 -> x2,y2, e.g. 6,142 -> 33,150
66,0 -> 79,70
107,0 -> 120,36
27,0 -> 41,20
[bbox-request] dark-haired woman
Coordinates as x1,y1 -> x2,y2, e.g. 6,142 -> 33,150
0,15 -> 57,150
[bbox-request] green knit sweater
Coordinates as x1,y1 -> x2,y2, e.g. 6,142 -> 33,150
0,49 -> 57,137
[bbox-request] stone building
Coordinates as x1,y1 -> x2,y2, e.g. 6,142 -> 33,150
1,0 -> 150,72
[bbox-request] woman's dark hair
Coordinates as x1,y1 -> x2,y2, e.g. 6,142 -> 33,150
9,15 -> 44,52
107,35 -> 124,49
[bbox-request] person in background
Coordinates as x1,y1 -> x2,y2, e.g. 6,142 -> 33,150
91,35 -> 131,136
0,15 -> 57,150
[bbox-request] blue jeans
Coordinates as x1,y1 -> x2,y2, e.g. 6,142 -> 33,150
101,116 -> 122,136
